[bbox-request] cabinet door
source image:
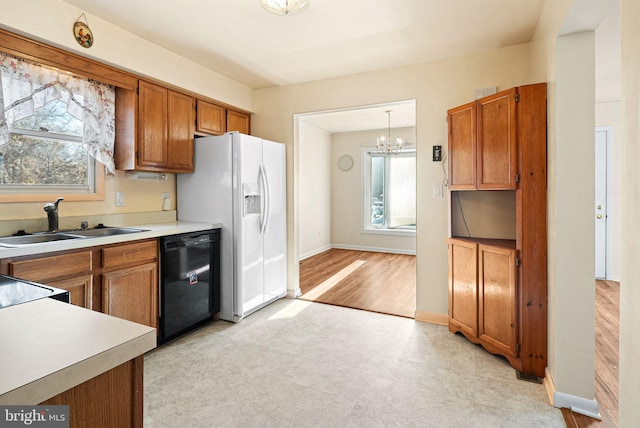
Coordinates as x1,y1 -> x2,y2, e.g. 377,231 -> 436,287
478,244 -> 518,357
196,100 -> 226,135
48,275 -> 93,309
448,102 -> 477,190
138,81 -> 168,168
167,90 -> 195,172
227,109 -> 250,134
103,262 -> 158,329
476,88 -> 517,190
448,239 -> 478,337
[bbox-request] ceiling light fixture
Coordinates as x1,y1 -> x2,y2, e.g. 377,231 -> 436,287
261,0 -> 309,16
376,110 -> 404,154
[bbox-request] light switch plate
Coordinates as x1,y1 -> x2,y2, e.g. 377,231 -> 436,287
432,184 -> 442,198
116,192 -> 125,207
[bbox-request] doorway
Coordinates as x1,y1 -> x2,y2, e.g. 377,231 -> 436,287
296,100 -> 417,318
595,126 -> 612,279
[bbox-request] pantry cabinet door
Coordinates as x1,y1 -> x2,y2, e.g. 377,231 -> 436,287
476,88 -> 518,190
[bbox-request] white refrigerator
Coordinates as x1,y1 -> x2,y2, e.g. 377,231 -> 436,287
177,132 -> 287,322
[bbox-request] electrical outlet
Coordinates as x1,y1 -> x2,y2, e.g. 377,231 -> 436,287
116,192 -> 125,207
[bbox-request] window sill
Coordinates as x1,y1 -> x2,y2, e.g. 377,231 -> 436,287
362,227 -> 416,237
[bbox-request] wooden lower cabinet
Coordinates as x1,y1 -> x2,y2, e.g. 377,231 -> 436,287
101,239 -> 158,329
103,263 -> 158,329
448,239 -> 478,337
4,250 -> 93,310
41,356 -> 143,428
448,238 -> 519,365
0,239 -> 159,329
47,275 -> 93,309
478,244 -> 517,357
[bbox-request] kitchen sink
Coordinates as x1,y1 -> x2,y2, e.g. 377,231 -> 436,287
0,227 -> 148,247
0,233 -> 85,247
63,227 -> 148,237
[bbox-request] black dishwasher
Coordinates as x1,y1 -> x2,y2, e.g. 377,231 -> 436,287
159,229 -> 220,344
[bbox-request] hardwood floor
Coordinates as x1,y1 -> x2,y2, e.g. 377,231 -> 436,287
299,249 -> 416,318
563,279 -> 619,428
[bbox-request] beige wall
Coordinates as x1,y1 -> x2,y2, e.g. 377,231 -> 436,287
299,122 -> 332,258
620,0 -> 640,424
331,128 -> 416,254
0,0 -> 254,227
252,43 -> 532,311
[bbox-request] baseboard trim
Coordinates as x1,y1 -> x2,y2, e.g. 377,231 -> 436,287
546,368 -> 601,420
543,368 -> 556,405
286,287 -> 301,299
414,310 -> 448,325
331,244 -> 416,256
299,245 -> 332,261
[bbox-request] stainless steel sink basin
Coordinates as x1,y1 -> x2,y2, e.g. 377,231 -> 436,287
0,227 -> 148,247
0,233 -> 85,247
64,227 -> 148,237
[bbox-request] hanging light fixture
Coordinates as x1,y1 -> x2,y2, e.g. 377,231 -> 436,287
261,0 -> 310,15
376,110 -> 404,154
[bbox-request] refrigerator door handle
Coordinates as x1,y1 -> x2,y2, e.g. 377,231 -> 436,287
259,164 -> 267,234
260,164 -> 271,235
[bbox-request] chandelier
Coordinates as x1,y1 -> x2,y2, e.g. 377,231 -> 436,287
261,0 -> 310,15
376,110 -> 404,154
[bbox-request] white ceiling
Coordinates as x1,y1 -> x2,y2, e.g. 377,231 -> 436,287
61,0 -> 546,90
60,0 -> 619,133
299,100 -> 416,134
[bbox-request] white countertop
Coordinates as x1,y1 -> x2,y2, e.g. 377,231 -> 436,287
0,220 -> 221,258
0,298 -> 157,404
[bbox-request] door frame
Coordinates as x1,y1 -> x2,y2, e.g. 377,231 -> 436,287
595,126 -> 613,279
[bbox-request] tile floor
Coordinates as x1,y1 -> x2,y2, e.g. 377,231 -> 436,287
144,298 -> 564,427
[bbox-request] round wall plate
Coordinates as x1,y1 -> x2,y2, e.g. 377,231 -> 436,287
73,21 -> 94,48
337,154 -> 354,171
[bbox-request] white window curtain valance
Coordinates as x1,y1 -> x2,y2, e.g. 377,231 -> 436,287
0,53 -> 116,174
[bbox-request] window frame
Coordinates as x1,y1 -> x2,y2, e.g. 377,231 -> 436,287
0,126 -> 104,203
361,146 -> 416,237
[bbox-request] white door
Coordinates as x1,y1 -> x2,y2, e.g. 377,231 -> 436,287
235,134 -> 265,316
262,140 -> 288,302
595,129 -> 608,279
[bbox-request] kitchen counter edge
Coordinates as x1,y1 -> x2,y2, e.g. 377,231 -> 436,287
0,298 -> 156,404
0,221 -> 221,258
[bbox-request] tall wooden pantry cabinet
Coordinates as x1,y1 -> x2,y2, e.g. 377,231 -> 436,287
447,83 -> 547,378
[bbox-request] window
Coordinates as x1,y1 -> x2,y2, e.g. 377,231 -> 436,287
0,53 -> 115,202
363,148 -> 416,235
0,99 -> 96,194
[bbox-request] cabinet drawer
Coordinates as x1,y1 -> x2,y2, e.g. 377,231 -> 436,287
9,251 -> 92,283
102,240 -> 157,270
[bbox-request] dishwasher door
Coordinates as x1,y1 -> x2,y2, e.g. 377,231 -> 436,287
159,229 -> 220,343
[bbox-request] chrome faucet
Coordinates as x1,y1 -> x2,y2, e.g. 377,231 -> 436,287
44,197 -> 64,232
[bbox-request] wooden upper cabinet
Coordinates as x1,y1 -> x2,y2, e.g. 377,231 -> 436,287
115,80 -> 194,173
167,90 -> 195,171
196,100 -> 226,135
448,87 -> 518,190
138,81 -> 168,169
477,88 -> 517,190
448,102 -> 477,190
227,109 -> 250,134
